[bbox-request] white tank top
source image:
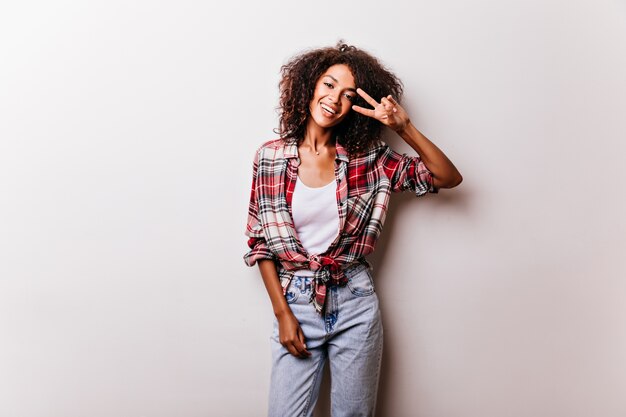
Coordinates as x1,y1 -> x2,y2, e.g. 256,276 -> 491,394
291,176 -> 340,276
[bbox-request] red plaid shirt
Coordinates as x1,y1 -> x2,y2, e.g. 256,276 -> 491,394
244,138 -> 436,313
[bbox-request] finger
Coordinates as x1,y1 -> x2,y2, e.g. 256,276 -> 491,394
381,99 -> 397,116
356,88 -> 379,107
387,95 -> 399,105
288,341 -> 307,358
286,342 -> 303,358
352,105 -> 376,118
280,333 -> 302,356
386,95 -> 399,112
297,328 -> 312,357
381,97 -> 394,110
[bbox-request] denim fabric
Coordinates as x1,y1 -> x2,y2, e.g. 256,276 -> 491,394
268,264 -> 383,417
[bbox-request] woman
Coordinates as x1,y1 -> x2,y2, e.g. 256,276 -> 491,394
244,42 -> 462,417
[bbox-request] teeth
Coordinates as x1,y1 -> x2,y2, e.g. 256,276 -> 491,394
321,103 -> 336,114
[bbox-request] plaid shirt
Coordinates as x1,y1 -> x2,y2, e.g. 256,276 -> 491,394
244,138 -> 436,314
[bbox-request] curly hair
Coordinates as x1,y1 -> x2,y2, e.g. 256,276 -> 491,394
277,41 -> 403,155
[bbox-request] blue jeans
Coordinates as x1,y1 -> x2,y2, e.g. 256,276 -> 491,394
268,264 -> 383,417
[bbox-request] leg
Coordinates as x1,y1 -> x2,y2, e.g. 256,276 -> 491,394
268,276 -> 328,417
328,267 -> 384,417
268,338 -> 327,417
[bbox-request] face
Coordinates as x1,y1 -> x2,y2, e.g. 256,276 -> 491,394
308,64 -> 356,130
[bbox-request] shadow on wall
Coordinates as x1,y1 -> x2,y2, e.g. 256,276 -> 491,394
312,186 -> 472,417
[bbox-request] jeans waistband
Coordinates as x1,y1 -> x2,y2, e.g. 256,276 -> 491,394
291,260 -> 369,278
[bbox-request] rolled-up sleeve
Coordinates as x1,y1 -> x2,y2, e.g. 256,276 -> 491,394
243,149 -> 275,266
380,145 -> 437,196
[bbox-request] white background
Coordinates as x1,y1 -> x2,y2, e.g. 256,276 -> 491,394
1,1 -> 625,416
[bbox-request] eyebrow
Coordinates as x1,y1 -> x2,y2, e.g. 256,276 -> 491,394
324,75 -> 357,91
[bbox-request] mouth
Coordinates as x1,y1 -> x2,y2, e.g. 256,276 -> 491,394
320,102 -> 338,116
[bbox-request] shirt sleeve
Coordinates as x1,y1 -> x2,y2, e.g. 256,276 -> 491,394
379,144 -> 438,196
243,148 -> 276,266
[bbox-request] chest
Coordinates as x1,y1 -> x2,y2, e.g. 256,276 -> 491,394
296,151 -> 335,187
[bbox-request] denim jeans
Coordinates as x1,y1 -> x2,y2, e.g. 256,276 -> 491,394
268,264 -> 383,417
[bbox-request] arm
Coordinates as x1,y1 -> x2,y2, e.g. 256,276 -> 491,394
396,121 -> 462,189
258,260 -> 311,358
244,149 -> 279,266
352,88 -> 462,189
244,149 -> 310,358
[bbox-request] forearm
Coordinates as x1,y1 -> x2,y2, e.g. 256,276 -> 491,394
258,259 -> 292,318
397,121 -> 463,189
257,261 -> 310,357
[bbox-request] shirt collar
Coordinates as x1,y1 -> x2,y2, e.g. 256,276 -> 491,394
284,140 -> 298,159
335,141 -> 349,163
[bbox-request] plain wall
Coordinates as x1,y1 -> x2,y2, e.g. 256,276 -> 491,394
1,1 -> 625,416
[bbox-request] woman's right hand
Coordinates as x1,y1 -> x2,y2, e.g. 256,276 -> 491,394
276,310 -> 311,358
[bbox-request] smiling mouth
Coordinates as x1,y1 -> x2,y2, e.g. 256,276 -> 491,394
320,103 -> 337,116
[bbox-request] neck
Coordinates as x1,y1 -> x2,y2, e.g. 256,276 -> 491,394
302,121 -> 334,152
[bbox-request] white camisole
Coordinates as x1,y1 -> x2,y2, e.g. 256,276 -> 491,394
291,176 -> 340,276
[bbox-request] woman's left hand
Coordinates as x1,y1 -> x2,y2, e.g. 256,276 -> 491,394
352,88 -> 410,133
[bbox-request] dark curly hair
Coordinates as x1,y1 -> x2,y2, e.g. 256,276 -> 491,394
277,41 -> 403,155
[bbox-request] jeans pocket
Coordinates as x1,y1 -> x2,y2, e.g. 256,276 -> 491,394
284,288 -> 299,304
346,267 -> 375,297
285,276 -> 313,304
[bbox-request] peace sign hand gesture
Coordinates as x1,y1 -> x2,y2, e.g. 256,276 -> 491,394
352,88 -> 410,133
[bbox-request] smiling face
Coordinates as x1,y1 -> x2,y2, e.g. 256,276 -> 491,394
308,64 -> 356,131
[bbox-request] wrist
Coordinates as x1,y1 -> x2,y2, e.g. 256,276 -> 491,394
274,306 -> 293,319
395,119 -> 413,136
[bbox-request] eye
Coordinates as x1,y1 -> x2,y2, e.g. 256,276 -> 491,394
344,93 -> 355,102
324,82 -> 334,89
